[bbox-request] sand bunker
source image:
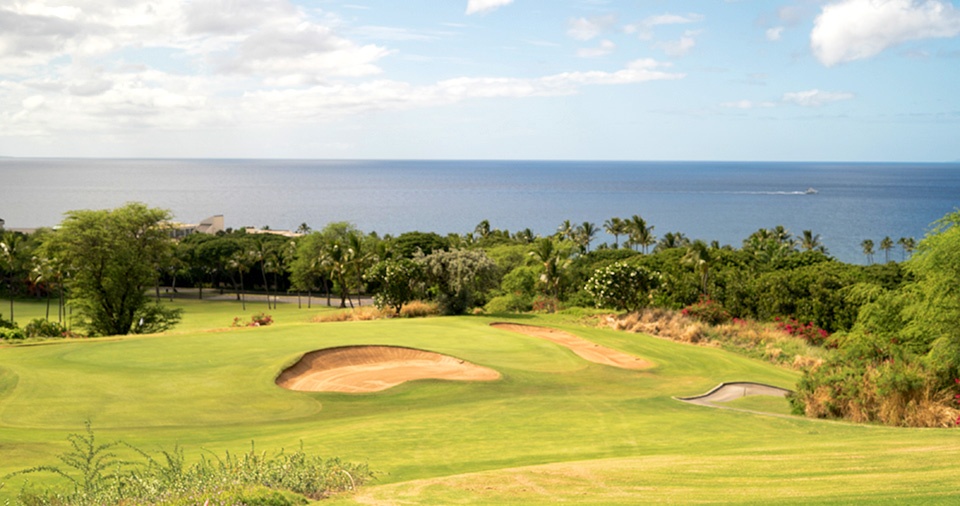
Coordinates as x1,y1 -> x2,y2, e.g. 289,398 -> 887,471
676,382 -> 792,408
491,323 -> 654,370
276,345 -> 501,393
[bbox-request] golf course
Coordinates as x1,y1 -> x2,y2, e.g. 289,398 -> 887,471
1,298 -> 959,504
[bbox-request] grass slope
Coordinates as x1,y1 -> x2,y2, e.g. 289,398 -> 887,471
1,300 -> 958,504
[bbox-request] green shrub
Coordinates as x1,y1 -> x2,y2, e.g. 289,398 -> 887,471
0,312 -> 16,329
484,294 -> 531,314
23,319 -> 68,338
0,327 -> 25,340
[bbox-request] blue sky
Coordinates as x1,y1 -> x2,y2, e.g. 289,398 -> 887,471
1,0 -> 958,161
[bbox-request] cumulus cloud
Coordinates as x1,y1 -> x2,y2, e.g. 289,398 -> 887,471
766,26 -> 785,41
811,0 -> 960,66
465,0 -> 514,15
567,15 -> 618,41
782,89 -> 855,106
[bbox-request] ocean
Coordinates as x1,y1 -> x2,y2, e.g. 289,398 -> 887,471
2,158 -> 958,264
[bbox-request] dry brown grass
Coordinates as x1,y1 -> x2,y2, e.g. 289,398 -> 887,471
799,366 -> 960,427
602,308 -> 826,370
401,300 -> 440,318
312,300 -> 440,322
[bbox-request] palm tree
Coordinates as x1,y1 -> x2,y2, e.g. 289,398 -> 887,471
321,240 -> 353,308
627,215 -> 655,253
348,231 -> 376,307
897,237 -> 916,261
474,220 -> 491,241
228,250 -> 253,311
576,221 -> 598,253
682,240 -> 713,295
603,217 -> 626,249
654,231 -> 690,252
0,231 -> 25,322
861,239 -> 875,264
557,220 -> 575,242
879,236 -> 894,263
800,230 -> 822,252
249,238 -> 277,309
529,238 -> 570,299
772,225 -> 794,248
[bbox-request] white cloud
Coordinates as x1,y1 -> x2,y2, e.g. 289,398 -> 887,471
625,13 -> 703,40
782,89 -> 854,107
811,0 -> 960,66
721,89 -> 853,109
720,99 -> 776,109
567,15 -> 617,41
766,26 -> 785,41
657,31 -> 699,57
577,39 -> 616,58
465,0 -> 514,15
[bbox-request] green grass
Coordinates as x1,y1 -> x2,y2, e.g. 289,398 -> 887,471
1,299 -> 959,504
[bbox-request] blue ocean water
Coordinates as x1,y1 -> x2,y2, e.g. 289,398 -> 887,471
2,158 -> 958,264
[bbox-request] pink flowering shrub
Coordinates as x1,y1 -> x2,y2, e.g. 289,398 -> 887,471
775,317 -> 829,346
681,296 -> 731,325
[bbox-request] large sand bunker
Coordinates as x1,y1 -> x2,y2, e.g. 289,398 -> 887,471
491,323 -> 654,370
276,346 -> 501,393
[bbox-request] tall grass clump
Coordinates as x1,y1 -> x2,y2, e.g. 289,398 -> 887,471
5,424 -> 372,506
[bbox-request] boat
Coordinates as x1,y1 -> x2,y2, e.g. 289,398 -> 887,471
804,187 -> 818,195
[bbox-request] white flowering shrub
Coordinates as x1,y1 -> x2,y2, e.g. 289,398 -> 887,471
585,261 -> 658,312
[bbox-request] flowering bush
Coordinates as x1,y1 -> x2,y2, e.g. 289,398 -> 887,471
681,296 -> 731,325
584,261 -> 658,312
232,313 -> 273,327
775,317 -> 829,346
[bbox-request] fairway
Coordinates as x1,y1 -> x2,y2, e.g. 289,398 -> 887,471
2,299 -> 959,504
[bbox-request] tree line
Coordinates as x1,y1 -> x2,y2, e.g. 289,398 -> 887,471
3,202 -> 959,427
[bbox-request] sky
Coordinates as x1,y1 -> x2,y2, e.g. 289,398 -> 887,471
1,0 -> 959,161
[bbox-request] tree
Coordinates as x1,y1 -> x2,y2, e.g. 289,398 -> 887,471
898,237 -> 916,261
800,230 -> 826,253
861,239 -> 875,264
682,240 -> 713,295
603,217 -> 627,249
416,248 -> 498,315
0,231 -> 27,323
653,231 -> 689,252
43,203 -> 182,336
365,258 -> 423,315
879,236 -> 894,263
627,215 -> 655,253
575,221 -> 598,253
528,238 -> 572,299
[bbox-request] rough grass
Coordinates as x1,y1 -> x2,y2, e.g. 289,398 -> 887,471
603,308 -> 827,370
1,299 -> 959,504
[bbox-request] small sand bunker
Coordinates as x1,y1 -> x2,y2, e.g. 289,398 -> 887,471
276,345 -> 501,393
676,382 -> 792,407
491,323 -> 654,370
